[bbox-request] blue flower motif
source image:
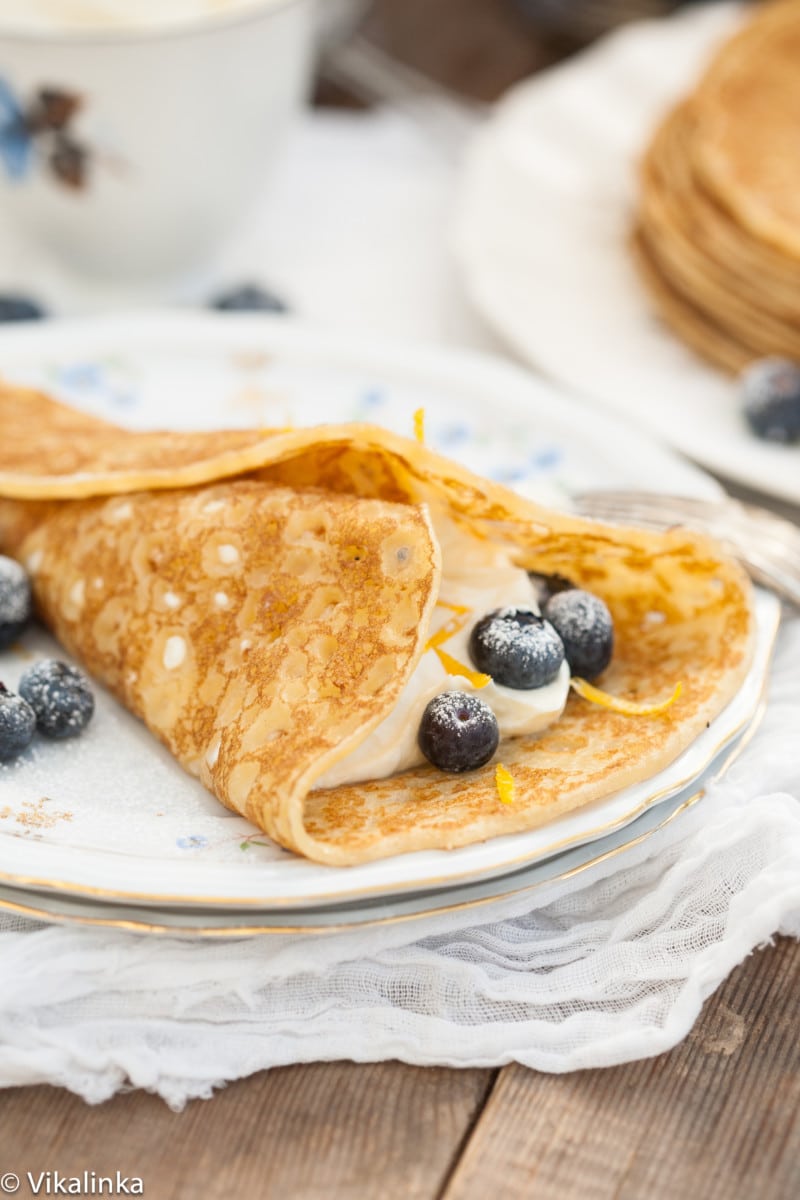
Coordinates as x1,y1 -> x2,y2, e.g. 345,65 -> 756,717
176,834 -> 209,850
49,359 -> 141,413
0,77 -> 32,181
436,423 -> 470,448
529,445 -> 564,473
108,389 -> 137,409
56,361 -> 104,392
490,463 -> 529,484
359,388 -> 385,412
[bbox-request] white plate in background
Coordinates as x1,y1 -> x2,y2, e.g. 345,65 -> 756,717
453,3 -> 800,505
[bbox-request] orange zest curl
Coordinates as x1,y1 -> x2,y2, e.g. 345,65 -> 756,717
495,764 -> 516,805
570,677 -> 683,716
434,648 -> 490,688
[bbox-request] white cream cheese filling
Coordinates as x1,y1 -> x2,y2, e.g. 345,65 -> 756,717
314,513 -> 570,789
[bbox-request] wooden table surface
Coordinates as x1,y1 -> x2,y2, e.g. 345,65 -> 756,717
1,3 -> 798,1197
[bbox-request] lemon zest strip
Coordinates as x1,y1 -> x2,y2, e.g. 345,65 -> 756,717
436,600 -> 472,615
425,612 -> 472,651
413,408 -> 425,444
433,647 -> 490,688
495,764 -> 516,805
570,677 -> 683,716
425,607 -> 489,685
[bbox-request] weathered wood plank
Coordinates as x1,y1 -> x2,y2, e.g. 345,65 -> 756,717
443,938 -> 800,1200
360,0 -> 562,101
0,1062 -> 495,1200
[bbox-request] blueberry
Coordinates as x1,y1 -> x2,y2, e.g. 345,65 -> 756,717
469,607 -> 565,689
0,294 -> 46,323
544,589 -> 613,680
0,556 -> 32,651
18,659 -> 94,739
418,691 -> 499,773
527,571 -> 575,607
0,682 -> 36,762
741,357 -> 800,444
210,283 -> 287,314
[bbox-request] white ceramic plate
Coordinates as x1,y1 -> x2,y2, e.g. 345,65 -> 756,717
0,715 -> 763,935
453,2 -> 800,505
0,311 -> 771,911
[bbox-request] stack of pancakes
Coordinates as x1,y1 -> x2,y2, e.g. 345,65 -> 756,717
633,0 -> 800,373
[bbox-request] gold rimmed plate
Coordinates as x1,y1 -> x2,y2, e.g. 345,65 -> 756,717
0,705 -> 764,936
0,313 -> 777,912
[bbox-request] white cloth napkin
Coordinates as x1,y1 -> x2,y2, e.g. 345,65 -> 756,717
1,110 -> 799,1109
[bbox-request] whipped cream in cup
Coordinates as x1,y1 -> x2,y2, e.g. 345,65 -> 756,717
0,1 -> 285,34
0,0 -> 315,279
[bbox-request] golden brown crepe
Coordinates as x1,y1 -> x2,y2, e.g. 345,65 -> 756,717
0,383 -> 755,866
633,0 -> 800,372
692,0 -> 800,261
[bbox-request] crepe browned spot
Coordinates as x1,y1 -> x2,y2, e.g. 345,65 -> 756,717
0,391 -> 755,866
633,0 -> 800,372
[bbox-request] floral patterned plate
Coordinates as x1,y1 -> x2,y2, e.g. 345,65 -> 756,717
0,311 -> 771,912
0,715 -> 763,935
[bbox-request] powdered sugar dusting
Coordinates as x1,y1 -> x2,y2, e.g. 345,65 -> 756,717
482,608 -> 543,652
544,590 -> 614,679
0,557 -> 31,625
18,660 -> 95,739
470,608 -> 565,690
545,591 -> 611,642
427,690 -> 486,732
418,690 -> 500,773
0,687 -> 36,756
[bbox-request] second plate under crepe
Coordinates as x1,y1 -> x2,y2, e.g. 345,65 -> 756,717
0,312 -> 773,910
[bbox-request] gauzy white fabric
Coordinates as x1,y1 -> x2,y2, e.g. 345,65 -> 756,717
0,111 -> 799,1110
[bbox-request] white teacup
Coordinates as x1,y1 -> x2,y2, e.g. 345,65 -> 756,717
0,0 -> 316,280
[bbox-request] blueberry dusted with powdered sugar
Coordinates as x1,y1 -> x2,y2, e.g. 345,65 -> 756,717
18,659 -> 94,739
0,294 -> 45,323
418,691 -> 499,773
0,682 -> 36,761
741,357 -> 800,444
0,555 -> 32,650
544,589 -> 613,680
210,283 -> 287,314
469,607 -> 565,690
527,571 -> 575,607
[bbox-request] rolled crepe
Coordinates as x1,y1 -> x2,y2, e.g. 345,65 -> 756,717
0,384 -> 754,865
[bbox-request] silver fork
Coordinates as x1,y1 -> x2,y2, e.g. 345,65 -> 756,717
571,490 -> 800,608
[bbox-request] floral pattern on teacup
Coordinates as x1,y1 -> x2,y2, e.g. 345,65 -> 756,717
176,834 -> 209,851
0,77 -> 93,189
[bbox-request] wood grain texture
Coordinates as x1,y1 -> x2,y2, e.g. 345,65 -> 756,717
443,937 -> 800,1200
1,943 -> 797,1200
360,0 -> 563,101
0,1062 -> 495,1200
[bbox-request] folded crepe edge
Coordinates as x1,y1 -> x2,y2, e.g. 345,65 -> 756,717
0,390 -> 759,866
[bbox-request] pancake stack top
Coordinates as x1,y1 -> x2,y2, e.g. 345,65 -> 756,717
633,0 -> 800,373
